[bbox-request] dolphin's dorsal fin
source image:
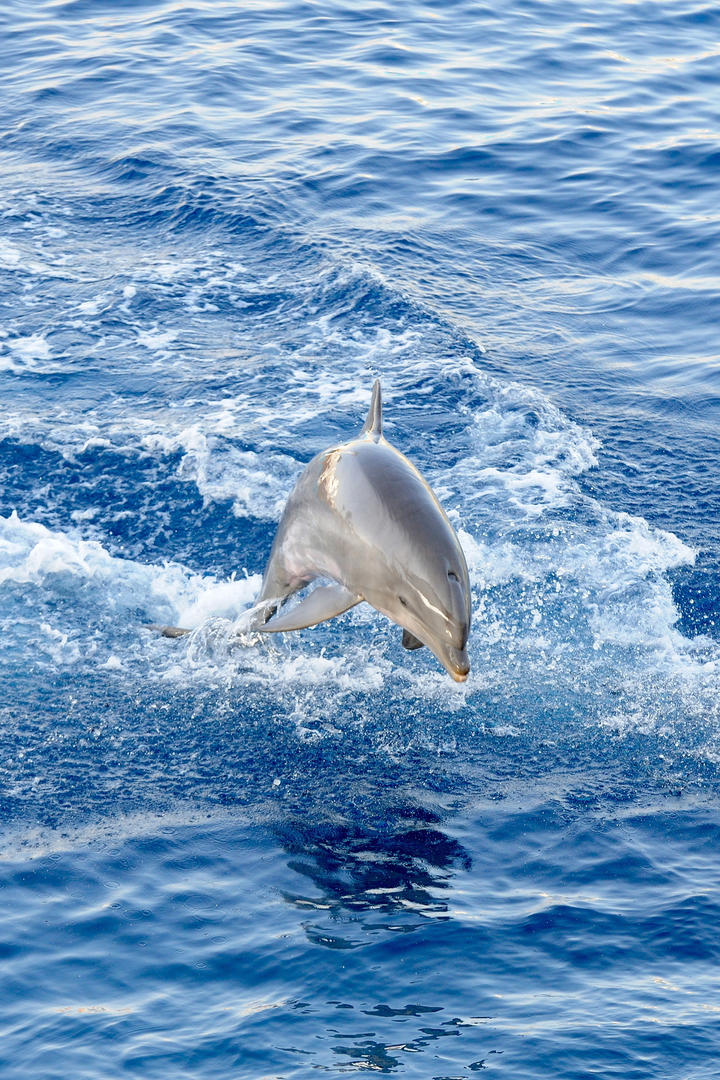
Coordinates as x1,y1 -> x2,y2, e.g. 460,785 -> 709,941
361,379 -> 383,441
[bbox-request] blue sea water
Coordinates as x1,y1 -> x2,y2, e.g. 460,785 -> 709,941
1,0 -> 720,1075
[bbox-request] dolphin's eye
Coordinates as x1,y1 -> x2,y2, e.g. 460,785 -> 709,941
448,571 -> 459,583
398,595 -> 408,607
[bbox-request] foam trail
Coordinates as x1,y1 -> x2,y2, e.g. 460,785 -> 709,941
0,511 -> 260,629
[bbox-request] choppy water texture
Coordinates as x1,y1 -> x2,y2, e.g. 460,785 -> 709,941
1,1 -> 720,1076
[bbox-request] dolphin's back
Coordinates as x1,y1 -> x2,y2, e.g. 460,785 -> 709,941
317,438 -> 469,633
328,439 -> 457,556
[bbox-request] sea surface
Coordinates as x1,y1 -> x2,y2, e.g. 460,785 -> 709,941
1,1 -> 720,1076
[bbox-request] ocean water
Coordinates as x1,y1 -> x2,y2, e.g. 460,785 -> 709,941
2,0 -> 720,1076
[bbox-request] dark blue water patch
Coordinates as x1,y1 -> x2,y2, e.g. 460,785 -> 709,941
0,439 -> 273,575
673,556 -> 720,640
0,438 -> 266,574
576,421 -> 720,640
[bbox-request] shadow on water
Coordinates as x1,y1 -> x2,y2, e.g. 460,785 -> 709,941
269,802 -> 492,1074
276,803 -> 472,939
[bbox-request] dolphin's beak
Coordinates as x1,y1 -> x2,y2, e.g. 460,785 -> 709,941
436,643 -> 470,683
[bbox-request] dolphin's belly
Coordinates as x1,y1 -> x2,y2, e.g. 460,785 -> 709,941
280,490 -> 349,588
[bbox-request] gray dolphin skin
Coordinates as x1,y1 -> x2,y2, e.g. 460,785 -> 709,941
255,381 -> 471,681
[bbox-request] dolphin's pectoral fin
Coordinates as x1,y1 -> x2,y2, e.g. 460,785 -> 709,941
401,628 -> 425,651
260,583 -> 361,633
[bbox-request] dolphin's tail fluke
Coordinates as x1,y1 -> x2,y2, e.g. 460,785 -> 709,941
361,379 -> 383,440
148,624 -> 191,638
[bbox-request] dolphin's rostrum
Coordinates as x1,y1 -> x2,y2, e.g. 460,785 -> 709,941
255,381 -> 471,681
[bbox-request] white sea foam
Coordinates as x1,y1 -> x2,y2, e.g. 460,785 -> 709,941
77,297 -> 103,315
141,424 -> 301,520
0,333 -> 52,372
174,575 -> 261,627
0,239 -> 21,267
0,512 -> 258,632
137,327 -> 177,350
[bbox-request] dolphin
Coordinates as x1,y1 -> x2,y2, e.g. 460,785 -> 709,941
254,380 -> 471,681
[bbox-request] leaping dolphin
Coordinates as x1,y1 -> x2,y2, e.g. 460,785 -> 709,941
254,380 -> 471,681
